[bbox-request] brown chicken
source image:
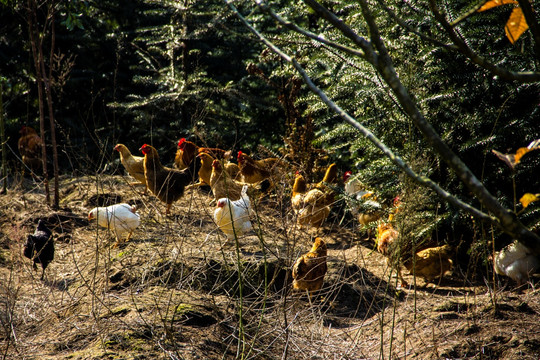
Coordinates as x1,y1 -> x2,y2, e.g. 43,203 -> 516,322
114,144 -> 147,193
376,222 -> 399,257
292,237 -> 328,299
376,221 -> 453,287
191,152 -> 239,189
237,150 -> 286,184
18,126 -> 43,177
174,138 -> 228,170
310,163 -> 340,209
210,159 -> 270,202
140,144 -> 201,214
291,172 -> 331,229
404,244 -> 453,284
375,221 -> 409,287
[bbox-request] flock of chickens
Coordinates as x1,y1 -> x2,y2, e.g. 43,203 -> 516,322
17,127 -> 540,295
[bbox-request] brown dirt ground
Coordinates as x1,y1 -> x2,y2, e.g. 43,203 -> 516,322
0,174 -> 539,359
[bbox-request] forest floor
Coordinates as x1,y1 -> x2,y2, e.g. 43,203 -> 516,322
0,174 -> 539,359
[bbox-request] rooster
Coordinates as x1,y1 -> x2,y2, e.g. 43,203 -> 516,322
291,171 -> 331,229
210,159 -> 270,202
88,203 -> 141,248
174,138 -> 228,170
214,185 -> 252,239
493,240 -> 540,287
237,150 -> 286,184
18,126 -> 43,178
23,219 -> 54,279
114,144 -> 147,194
140,144 -> 201,215
292,237 -> 328,299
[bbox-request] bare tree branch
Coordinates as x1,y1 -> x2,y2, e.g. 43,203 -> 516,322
228,0 -> 540,254
516,0 -> 540,63
375,0 -> 458,50
428,0 -> 540,83
254,0 -> 366,58
226,0 -> 495,223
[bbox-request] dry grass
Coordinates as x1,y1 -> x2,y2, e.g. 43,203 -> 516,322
0,173 -> 539,359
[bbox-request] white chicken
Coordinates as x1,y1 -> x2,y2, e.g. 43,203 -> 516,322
214,185 -> 252,239
343,171 -> 382,225
494,240 -> 540,286
88,203 -> 141,248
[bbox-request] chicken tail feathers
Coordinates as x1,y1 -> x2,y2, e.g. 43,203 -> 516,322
259,178 -> 271,193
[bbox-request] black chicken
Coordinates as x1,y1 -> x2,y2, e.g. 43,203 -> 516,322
23,219 -> 54,279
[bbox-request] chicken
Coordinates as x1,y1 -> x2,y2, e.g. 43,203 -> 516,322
493,240 -> 540,286
291,171 -> 331,229
314,163 -> 339,190
376,222 -> 399,257
237,150 -> 286,184
312,163 -> 340,208
210,159 -> 270,202
190,152 -> 239,189
214,185 -> 252,239
292,237 -> 328,299
88,203 -> 141,248
343,170 -> 382,226
18,126 -> 43,178
291,171 -> 308,211
376,221 -> 453,287
114,144 -> 147,193
23,219 -> 54,279
404,244 -> 453,284
174,137 -> 228,170
140,144 -> 201,215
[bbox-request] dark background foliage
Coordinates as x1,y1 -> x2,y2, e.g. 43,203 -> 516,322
1,0 -> 539,257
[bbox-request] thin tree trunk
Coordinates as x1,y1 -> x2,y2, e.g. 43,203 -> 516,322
0,82 -> 6,194
27,0 -> 50,204
41,6 -> 59,208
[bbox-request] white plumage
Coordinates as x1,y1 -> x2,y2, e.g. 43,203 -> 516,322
494,240 -> 540,286
88,203 -> 140,247
214,185 -> 252,239
343,171 -> 382,227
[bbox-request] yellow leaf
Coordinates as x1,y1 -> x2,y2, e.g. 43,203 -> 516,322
478,0 -> 518,12
520,193 -> 540,208
514,146 -> 530,163
505,7 -> 529,44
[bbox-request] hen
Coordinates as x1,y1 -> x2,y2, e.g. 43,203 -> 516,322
23,219 -> 54,279
140,144 -> 201,215
191,152 -> 239,189
292,237 -> 328,299
114,144 -> 147,193
291,172 -> 331,229
404,244 -> 453,284
18,126 -> 43,178
88,203 -> 141,248
210,159 -> 270,202
214,185 -> 252,239
376,220 -> 453,287
493,240 -> 540,287
343,171 -> 382,226
237,150 -> 285,184
174,138 -> 228,170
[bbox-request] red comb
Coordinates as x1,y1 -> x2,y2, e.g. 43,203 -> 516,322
343,171 -> 352,181
178,138 -> 186,147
